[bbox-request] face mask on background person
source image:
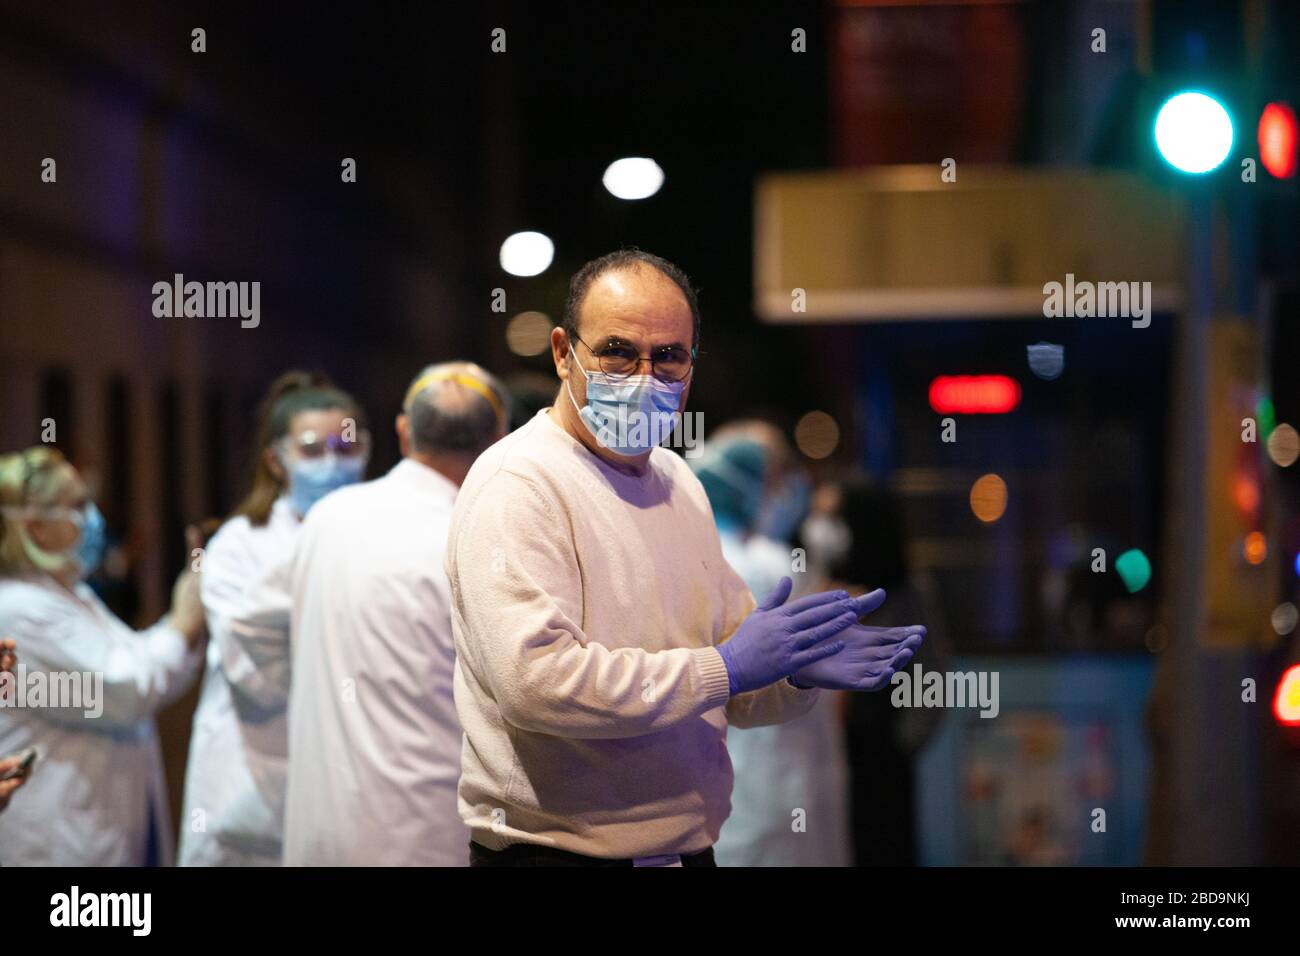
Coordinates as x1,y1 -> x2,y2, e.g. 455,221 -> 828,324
73,502 -> 107,576
801,513 -> 852,571
566,368 -> 686,457
3,501 -> 107,579
756,472 -> 812,543
282,455 -> 366,517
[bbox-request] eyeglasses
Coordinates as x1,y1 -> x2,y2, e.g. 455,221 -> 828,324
571,333 -> 696,383
278,429 -> 371,460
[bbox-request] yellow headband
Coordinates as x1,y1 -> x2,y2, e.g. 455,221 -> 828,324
403,370 -> 506,430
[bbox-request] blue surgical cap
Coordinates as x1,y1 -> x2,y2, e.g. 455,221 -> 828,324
692,437 -> 768,530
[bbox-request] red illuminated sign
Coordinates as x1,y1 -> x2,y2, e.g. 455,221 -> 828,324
929,375 -> 1022,414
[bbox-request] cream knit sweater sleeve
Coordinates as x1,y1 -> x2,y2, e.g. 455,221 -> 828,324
449,467 -> 733,740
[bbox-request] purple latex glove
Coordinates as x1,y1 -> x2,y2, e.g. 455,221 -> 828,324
790,588 -> 926,691
717,577 -> 861,695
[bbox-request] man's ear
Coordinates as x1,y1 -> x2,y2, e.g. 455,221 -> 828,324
551,326 -> 570,380
396,413 -> 410,458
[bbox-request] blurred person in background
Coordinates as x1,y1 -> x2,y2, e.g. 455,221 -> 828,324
505,370 -> 560,431
179,372 -> 369,867
806,475 -> 952,866
0,447 -> 205,865
231,362 -> 509,865
699,423 -> 852,866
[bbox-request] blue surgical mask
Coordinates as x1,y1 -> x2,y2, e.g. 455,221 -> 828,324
284,455 -> 366,517
566,368 -> 686,457
801,514 -> 852,570
756,473 -> 812,543
74,502 -> 107,577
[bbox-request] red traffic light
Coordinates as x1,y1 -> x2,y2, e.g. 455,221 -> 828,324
1258,102 -> 1297,179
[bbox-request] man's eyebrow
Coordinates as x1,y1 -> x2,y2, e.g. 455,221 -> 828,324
597,334 -> 689,351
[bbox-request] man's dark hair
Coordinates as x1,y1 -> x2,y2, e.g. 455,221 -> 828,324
562,248 -> 701,350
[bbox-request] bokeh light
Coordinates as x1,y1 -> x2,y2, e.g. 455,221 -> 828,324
1266,422 -> 1299,467
499,231 -> 554,277
1258,101 -> 1297,180
602,157 -> 665,200
1274,665 -> 1300,725
1233,474 -> 1260,514
1257,397 -> 1276,439
1244,531 -> 1267,565
793,411 -> 840,460
505,311 -> 553,356
969,473 -> 1008,523
1115,548 -> 1152,593
1154,91 -> 1234,174
1272,602 -> 1298,636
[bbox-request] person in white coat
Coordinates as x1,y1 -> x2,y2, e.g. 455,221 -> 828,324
231,362 -> 509,866
0,446 -> 206,866
178,372 -> 369,866
694,427 -> 852,867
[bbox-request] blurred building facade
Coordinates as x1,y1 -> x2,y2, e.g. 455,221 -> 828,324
0,1 -> 510,822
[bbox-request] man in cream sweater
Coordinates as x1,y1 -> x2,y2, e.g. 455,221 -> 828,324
446,249 -> 926,866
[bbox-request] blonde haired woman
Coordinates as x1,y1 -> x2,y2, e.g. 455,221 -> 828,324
0,446 -> 205,865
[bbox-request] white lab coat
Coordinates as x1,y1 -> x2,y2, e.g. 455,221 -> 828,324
232,459 -> 467,866
177,497 -> 300,866
713,529 -> 851,867
0,575 -> 202,865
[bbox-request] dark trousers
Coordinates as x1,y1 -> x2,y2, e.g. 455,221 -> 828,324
469,841 -> 716,867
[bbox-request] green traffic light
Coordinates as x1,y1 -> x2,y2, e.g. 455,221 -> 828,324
1154,91 -> 1234,173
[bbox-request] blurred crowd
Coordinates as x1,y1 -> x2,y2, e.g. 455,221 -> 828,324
0,252 -> 940,867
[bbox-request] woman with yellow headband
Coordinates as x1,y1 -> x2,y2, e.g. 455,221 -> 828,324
178,371 -> 369,867
0,446 -> 206,865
